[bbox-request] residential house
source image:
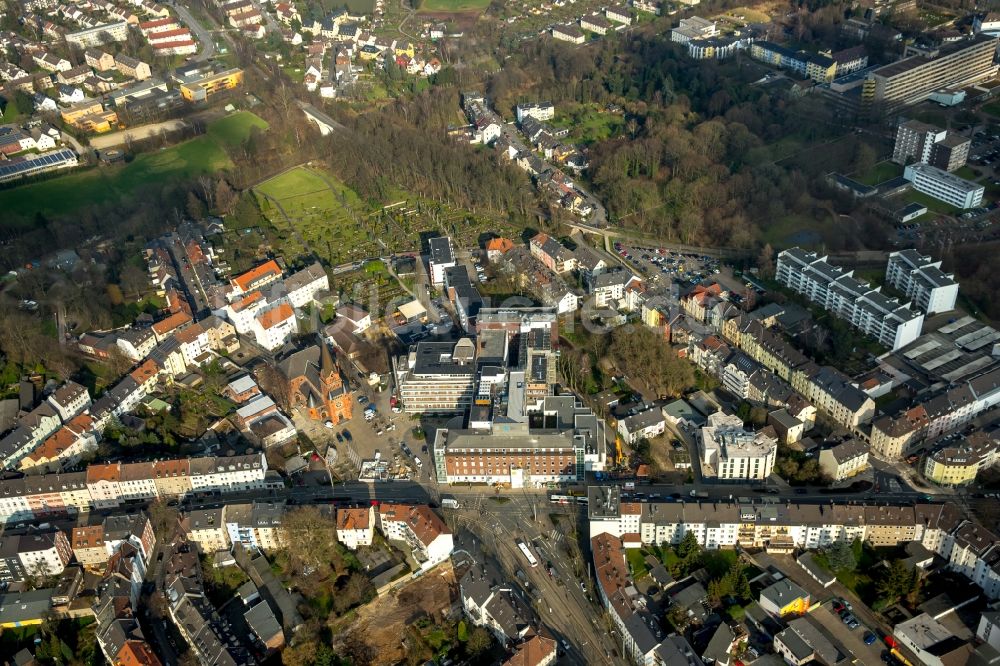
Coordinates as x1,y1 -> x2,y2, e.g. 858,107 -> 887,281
818,439 -> 869,482
759,579 -> 810,618
336,506 -> 375,550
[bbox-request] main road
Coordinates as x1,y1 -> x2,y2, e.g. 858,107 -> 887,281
170,1 -> 218,62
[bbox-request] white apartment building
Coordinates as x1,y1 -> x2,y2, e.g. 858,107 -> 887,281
617,407 -> 666,445
336,506 -> 375,550
378,504 -> 454,570
699,411 -> 777,481
776,248 -> 924,350
671,16 -> 717,44
65,21 -> 130,47
886,249 -> 959,314
189,453 -> 269,493
904,163 -> 984,209
46,381 -> 91,421
251,303 -> 297,351
428,236 -> 456,287
284,262 -> 329,308
516,102 -> 554,123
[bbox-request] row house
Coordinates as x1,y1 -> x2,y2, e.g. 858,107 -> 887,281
19,413 -> 98,472
223,501 -> 285,551
116,327 -> 157,361
591,490 -> 1000,600
0,530 -> 73,582
870,405 -> 929,459
529,233 -> 577,274
71,513 -> 155,569
0,453 -> 270,523
681,283 -> 728,323
793,365 -> 875,430
0,401 -> 63,469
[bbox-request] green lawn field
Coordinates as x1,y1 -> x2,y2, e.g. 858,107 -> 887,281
854,160 -> 903,186
0,111 -> 268,224
419,0 -> 491,11
0,136 -> 230,222
253,165 -> 371,264
206,110 -> 269,148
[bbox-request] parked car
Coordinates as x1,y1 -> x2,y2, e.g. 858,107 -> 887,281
864,632 -> 878,645
832,600 -> 845,613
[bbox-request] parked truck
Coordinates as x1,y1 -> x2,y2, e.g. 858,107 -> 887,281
689,490 -> 709,499
441,497 -> 460,509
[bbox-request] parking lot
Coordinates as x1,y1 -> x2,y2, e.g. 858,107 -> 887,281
810,601 -> 884,664
612,242 -> 722,288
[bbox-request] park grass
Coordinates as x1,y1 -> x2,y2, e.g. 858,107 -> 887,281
0,136 -> 230,223
853,160 -> 903,186
550,103 -> 624,146
206,110 -> 269,148
955,165 -> 981,181
760,213 -> 828,248
901,190 -> 962,215
419,0 -> 491,11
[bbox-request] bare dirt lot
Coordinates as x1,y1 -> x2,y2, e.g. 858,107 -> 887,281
333,562 -> 459,665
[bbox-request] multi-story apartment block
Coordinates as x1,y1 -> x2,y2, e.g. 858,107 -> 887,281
699,412 -> 778,481
395,339 -> 477,413
863,35 -> 999,112
794,365 -> 875,429
892,119 -> 969,172
776,247 -> 924,350
886,249 -> 958,314
515,102 -> 554,123
904,163 -> 984,209
0,530 -> 72,582
65,21 -> 129,47
530,233 -> 577,274
870,405 -> 929,459
670,16 -> 717,44
589,487 -> 1000,600
336,506 -> 375,550
617,406 -> 666,445
177,67 -> 244,102
924,430 -> 1000,487
284,261 -> 329,307
0,454 -> 270,524
818,439 -> 869,481
378,504 -> 453,570
750,41 -> 836,82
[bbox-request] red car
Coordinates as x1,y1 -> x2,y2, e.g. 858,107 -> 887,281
832,601 -> 845,613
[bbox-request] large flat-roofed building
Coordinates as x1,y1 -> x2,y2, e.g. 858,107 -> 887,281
65,21 -> 129,48
904,163 -> 984,209
886,249 -> 958,314
428,236 -> 456,287
776,248 -> 924,350
699,411 -> 777,481
395,339 -> 477,413
432,395 -> 606,486
670,16 -> 716,44
863,35 -> 999,112
178,67 -> 244,102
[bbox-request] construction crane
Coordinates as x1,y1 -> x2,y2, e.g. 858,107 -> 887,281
615,435 -> 626,467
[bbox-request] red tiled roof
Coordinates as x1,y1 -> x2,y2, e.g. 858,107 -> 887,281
257,303 -> 293,330
233,260 -> 281,292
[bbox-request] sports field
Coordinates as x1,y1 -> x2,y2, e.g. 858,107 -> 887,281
419,0 -> 490,11
0,137 -> 231,223
0,111 -> 268,224
207,110 -> 269,147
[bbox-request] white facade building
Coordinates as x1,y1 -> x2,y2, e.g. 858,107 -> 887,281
776,247 -> 924,350
886,249 -> 959,314
699,411 -> 777,481
904,163 -> 984,209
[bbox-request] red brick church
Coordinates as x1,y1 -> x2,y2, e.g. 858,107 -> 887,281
277,343 -> 352,424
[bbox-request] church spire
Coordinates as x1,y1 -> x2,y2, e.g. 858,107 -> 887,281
320,342 -> 336,377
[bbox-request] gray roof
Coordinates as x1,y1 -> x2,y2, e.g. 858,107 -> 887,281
244,600 -> 283,644
429,236 -> 454,265
761,579 -> 809,609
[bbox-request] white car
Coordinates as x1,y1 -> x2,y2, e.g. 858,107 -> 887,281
324,421 -> 334,429
414,457 -> 422,468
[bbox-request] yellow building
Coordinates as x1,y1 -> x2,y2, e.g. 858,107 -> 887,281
759,579 -> 810,617
394,41 -> 415,58
61,101 -> 118,133
923,431 -> 999,487
179,68 -> 244,102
